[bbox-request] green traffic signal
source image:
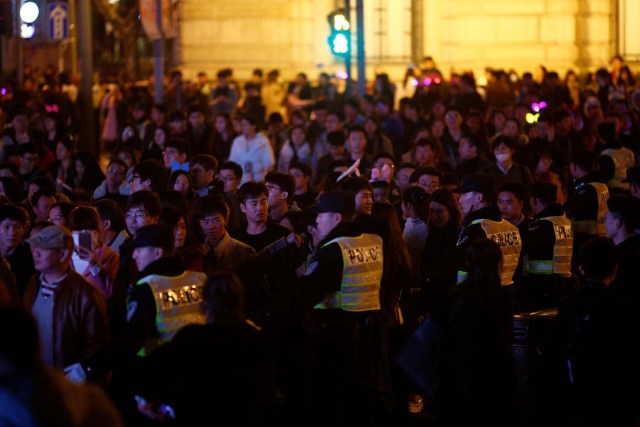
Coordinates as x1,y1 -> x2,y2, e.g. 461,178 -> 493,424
328,9 -> 350,57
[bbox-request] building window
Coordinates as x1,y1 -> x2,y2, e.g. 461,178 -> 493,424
365,0 -> 412,64
618,0 -> 640,61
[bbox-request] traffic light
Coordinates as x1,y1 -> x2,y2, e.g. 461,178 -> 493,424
19,0 -> 40,39
327,9 -> 350,57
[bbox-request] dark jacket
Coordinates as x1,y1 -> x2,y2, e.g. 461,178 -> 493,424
133,321 -> 272,426
22,270 -> 109,369
554,280 -> 640,426
435,278 -> 518,426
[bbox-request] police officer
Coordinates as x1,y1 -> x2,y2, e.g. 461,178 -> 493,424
456,173 -> 522,287
79,224 -> 207,423
279,191 -> 392,425
519,182 -> 574,313
564,149 -> 609,273
454,173 -> 522,330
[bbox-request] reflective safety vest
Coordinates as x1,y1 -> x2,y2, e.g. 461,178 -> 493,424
523,215 -> 573,277
471,218 -> 522,286
601,147 -> 635,190
571,182 -> 609,237
315,234 -> 383,312
136,270 -> 207,356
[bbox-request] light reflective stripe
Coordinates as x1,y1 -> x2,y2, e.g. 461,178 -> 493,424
525,215 -> 573,277
525,260 -> 555,274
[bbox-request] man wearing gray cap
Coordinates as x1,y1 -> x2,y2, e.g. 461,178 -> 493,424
22,225 -> 109,378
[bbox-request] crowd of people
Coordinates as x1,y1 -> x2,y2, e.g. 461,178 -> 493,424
1,54 -> 640,426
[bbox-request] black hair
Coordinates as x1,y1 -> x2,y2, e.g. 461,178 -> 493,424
31,189 -> 56,208
237,181 -> 268,204
497,182 -> 526,202
133,159 -> 167,193
0,203 -> 27,225
94,199 -> 125,232
158,189 -> 189,216
580,237 -> 618,281
606,194 -> 640,232
265,171 -> 295,201
219,160 -> 243,180
201,271 -> 246,325
402,186 -> 430,221
338,176 -> 372,195
0,176 -> 25,203
191,154 -> 219,173
289,160 -> 312,177
193,194 -> 229,219
327,130 -> 347,146
125,190 -> 162,217
68,205 -> 101,231
410,166 -> 443,184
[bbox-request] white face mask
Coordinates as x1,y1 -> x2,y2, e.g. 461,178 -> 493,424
495,153 -> 511,163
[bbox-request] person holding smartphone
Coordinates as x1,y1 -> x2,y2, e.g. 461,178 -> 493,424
67,206 -> 120,300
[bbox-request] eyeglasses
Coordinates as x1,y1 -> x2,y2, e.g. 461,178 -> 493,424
107,169 -> 125,177
266,185 -> 281,193
125,211 -> 148,220
129,175 -> 141,183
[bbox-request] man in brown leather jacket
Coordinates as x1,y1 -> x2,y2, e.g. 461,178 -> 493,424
21,225 -> 109,376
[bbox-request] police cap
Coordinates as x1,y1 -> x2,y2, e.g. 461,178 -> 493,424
310,191 -> 355,216
459,173 -> 496,196
531,182 -> 557,204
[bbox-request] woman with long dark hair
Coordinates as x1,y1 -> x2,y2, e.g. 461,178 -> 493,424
159,206 -> 206,272
421,189 -> 463,312
212,112 -> 237,162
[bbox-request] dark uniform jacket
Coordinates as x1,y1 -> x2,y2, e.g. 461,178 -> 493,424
518,203 -> 575,312
83,256 -> 188,377
554,280 -> 640,426
564,172 -> 608,273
